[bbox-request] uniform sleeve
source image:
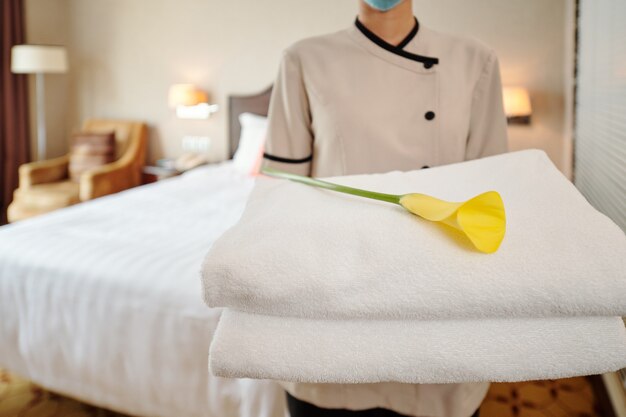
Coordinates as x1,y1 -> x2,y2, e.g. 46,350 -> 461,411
466,52 -> 509,160
263,50 -> 314,176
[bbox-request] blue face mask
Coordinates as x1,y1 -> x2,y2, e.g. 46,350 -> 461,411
363,0 -> 404,12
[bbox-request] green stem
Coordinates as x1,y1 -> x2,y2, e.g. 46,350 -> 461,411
261,167 -> 401,205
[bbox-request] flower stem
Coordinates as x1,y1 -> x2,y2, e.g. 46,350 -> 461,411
261,167 -> 401,205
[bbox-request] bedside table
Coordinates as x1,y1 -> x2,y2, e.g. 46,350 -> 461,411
142,166 -> 180,184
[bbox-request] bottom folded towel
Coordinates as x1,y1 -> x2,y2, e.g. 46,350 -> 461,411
209,310 -> 626,384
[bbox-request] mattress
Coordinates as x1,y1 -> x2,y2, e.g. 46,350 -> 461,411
0,162 -> 285,417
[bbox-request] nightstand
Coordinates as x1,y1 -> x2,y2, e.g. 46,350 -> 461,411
142,166 -> 180,184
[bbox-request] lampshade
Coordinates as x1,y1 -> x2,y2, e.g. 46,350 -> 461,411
168,84 -> 208,108
503,87 -> 532,118
11,45 -> 68,74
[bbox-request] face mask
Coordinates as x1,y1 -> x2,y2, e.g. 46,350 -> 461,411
363,0 -> 404,12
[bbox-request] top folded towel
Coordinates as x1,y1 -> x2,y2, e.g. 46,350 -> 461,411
202,150 -> 626,320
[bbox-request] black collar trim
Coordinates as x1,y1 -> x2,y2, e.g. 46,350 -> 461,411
355,17 -> 439,67
396,17 -> 419,49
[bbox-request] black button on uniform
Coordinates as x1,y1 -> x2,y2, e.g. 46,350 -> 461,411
425,111 -> 435,121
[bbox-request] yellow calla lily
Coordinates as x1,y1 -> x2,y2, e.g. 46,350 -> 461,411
399,192 -> 506,253
262,167 -> 506,253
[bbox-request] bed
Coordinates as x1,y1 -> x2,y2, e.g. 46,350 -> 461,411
0,87 -> 284,417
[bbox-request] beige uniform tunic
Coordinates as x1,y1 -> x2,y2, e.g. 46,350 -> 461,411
264,18 -> 508,417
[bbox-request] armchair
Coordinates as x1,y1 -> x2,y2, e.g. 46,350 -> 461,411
7,119 -> 147,222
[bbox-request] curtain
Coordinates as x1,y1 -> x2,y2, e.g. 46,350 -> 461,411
0,0 -> 30,225
575,0 -> 626,232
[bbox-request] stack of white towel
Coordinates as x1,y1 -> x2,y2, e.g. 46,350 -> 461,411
202,150 -> 626,384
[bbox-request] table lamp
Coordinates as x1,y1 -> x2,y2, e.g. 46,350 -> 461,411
11,45 -> 68,160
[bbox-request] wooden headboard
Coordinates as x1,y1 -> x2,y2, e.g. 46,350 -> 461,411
228,86 -> 273,158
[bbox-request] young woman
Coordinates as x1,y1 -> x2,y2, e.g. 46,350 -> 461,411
263,1 -> 508,416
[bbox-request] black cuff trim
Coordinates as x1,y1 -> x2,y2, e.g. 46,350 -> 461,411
263,153 -> 313,164
355,17 -> 439,67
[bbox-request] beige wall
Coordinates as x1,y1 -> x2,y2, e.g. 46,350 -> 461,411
27,0 -> 574,173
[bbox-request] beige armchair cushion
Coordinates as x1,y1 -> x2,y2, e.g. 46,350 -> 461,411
13,181 -> 80,210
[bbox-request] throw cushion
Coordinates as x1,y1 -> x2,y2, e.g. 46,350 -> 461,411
69,132 -> 116,182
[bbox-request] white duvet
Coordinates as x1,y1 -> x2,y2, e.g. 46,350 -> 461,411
0,162 -> 285,417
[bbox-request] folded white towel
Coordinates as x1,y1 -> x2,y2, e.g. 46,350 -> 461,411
202,150 -> 626,320
210,311 -> 626,384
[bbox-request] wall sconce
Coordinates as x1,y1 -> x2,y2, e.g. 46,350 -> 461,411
168,83 -> 218,119
503,87 -> 532,125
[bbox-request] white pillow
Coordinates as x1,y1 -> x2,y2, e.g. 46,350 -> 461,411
232,112 -> 268,175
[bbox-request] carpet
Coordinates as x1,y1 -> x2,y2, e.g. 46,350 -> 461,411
0,368 -> 612,417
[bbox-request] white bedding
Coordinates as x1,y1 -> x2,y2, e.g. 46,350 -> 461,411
0,162 -> 285,417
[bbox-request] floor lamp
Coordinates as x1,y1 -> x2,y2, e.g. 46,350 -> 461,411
11,45 -> 68,161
